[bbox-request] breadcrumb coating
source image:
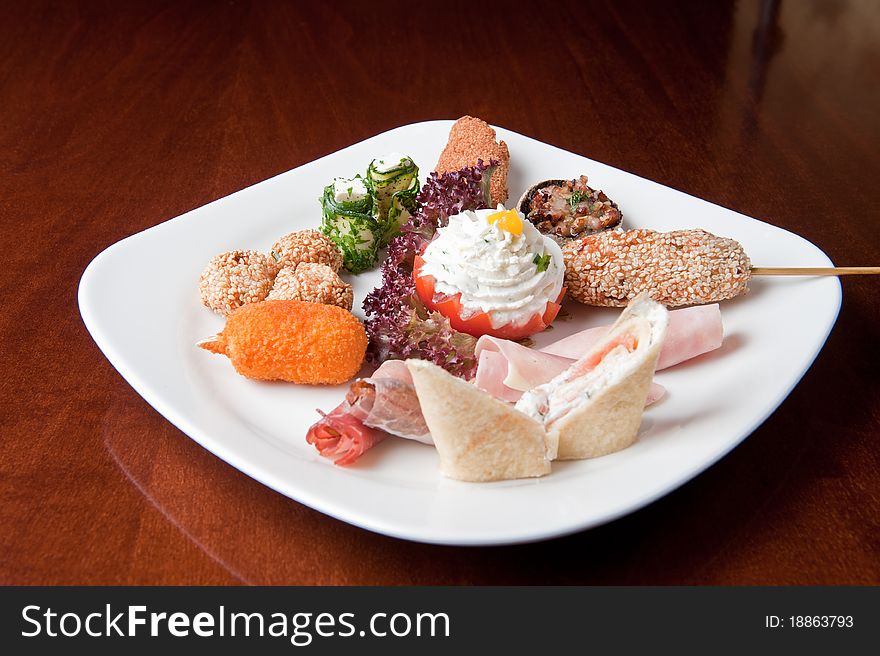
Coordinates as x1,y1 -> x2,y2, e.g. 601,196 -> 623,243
267,263 -> 354,310
198,250 -> 281,316
198,300 -> 367,384
436,116 -> 510,205
271,229 -> 343,272
562,229 -> 751,307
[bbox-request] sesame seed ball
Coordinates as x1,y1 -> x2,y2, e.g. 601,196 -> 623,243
198,250 -> 281,316
271,229 -> 343,272
562,228 -> 752,307
267,263 -> 354,310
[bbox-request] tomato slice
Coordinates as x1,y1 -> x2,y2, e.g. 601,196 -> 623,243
413,254 -> 565,340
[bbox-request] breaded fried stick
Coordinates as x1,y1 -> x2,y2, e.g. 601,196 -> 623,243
562,229 -> 752,307
436,116 -> 510,205
198,300 -> 367,384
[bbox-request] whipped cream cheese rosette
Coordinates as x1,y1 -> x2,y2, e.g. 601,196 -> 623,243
413,205 -> 565,340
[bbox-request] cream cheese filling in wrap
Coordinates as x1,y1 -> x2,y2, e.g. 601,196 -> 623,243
516,293 -> 669,460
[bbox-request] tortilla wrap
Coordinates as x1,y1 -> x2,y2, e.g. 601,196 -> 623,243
517,293 -> 668,460
406,359 -> 558,482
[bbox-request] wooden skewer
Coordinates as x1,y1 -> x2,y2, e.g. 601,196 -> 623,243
751,267 -> 880,276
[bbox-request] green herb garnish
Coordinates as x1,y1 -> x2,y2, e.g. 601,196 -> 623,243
533,252 -> 552,272
568,190 -> 587,209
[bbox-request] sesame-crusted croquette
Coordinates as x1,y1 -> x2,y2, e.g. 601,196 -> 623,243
198,300 -> 367,384
271,229 -> 343,272
562,229 -> 752,307
436,116 -> 510,205
267,263 -> 354,310
199,250 -> 281,316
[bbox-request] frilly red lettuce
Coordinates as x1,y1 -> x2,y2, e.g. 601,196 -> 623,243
362,160 -> 496,379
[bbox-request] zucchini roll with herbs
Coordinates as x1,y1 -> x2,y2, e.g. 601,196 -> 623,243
320,176 -> 380,273
367,153 -> 420,247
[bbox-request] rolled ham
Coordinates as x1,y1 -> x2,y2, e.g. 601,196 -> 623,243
306,360 -> 430,466
306,407 -> 386,466
474,338 -> 571,402
475,304 -> 722,402
541,303 -> 723,370
359,386 -> 431,445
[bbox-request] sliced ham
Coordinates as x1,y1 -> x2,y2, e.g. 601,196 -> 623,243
474,337 -> 570,402
476,305 -> 722,402
646,382 -> 666,405
541,304 -> 723,370
654,304 -> 724,369
371,358 -> 414,385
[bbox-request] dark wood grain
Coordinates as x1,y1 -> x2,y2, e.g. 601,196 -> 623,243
1,0 -> 878,585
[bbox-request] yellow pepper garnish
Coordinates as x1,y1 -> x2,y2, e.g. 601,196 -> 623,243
487,209 -> 523,235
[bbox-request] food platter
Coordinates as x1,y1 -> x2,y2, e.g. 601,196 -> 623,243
78,120 -> 841,545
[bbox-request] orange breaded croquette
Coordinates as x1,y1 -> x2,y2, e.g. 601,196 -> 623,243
435,116 -> 510,205
198,300 -> 367,385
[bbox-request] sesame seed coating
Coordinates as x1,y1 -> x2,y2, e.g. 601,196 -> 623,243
271,229 -> 343,272
267,263 -> 354,310
198,250 -> 281,316
562,229 -> 752,307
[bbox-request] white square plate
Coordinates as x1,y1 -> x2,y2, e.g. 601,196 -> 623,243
78,121 -> 840,545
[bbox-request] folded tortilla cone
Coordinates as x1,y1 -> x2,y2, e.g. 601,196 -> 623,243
516,293 -> 668,460
406,359 -> 558,482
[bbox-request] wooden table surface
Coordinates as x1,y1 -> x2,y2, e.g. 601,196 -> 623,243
2,0 -> 878,585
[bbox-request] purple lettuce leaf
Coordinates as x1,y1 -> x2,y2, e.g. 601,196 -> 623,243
362,160 -> 497,379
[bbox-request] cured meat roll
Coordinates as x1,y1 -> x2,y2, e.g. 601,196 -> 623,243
306,360 -> 431,465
